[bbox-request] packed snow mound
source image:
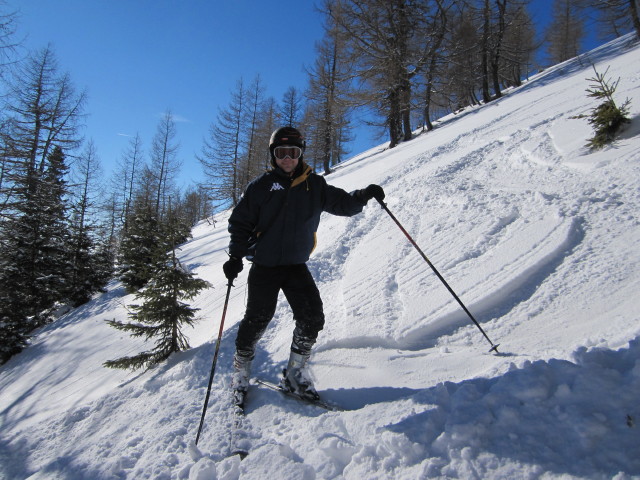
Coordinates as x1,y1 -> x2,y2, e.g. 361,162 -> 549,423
1,34 -> 640,480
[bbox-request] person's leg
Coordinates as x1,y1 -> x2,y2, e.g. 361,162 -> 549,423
280,264 -> 325,400
233,264 -> 283,407
235,264 -> 284,358
282,264 -> 325,354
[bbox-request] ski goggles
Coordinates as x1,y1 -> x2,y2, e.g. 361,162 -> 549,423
273,145 -> 303,160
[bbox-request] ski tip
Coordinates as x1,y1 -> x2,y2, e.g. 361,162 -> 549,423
231,450 -> 249,460
233,404 -> 245,416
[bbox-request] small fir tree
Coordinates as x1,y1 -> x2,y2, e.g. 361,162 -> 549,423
585,66 -> 631,150
104,246 -> 210,371
117,203 -> 165,293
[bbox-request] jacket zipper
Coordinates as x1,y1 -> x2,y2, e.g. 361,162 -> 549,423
279,178 -> 293,264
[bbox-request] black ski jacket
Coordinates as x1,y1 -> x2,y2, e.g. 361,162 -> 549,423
228,163 -> 366,267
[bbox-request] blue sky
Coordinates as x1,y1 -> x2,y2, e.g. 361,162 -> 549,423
6,0 -> 598,188
7,0 -> 329,187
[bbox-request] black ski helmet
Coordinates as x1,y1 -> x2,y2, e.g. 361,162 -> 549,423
269,126 -> 306,167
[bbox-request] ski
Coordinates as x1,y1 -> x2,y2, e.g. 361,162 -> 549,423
228,378 -> 344,460
253,378 -> 345,411
229,404 -> 249,459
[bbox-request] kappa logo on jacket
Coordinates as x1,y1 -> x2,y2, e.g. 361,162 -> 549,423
270,182 -> 285,192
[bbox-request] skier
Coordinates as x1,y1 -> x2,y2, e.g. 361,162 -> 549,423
223,126 -> 384,409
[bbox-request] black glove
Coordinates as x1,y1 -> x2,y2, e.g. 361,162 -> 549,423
358,184 -> 385,204
223,256 -> 243,281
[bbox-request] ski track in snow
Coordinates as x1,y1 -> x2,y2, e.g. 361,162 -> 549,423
1,35 -> 640,480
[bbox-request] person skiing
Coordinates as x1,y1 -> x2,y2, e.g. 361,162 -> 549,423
223,126 -> 385,409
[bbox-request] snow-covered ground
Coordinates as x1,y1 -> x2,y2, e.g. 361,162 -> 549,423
1,34 -> 639,480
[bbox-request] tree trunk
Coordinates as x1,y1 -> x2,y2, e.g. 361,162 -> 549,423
401,80 -> 412,142
481,0 -> 492,103
388,89 -> 401,148
629,0 -> 640,38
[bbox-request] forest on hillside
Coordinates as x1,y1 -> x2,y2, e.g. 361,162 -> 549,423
1,0 -> 638,366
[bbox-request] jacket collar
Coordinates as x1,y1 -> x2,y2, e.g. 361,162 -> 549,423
273,161 -> 312,188
291,164 -> 312,188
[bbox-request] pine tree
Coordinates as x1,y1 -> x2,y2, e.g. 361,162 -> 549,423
36,146 -> 74,312
546,0 -> 586,64
5,146 -> 71,316
280,86 -> 304,128
149,110 -> 181,218
0,146 -> 72,362
0,261 -> 30,362
67,226 -> 114,307
444,7 -> 482,110
104,235 -> 210,371
67,141 -> 114,306
329,0 -> 435,148
307,2 -> 355,174
581,0 -> 640,40
0,6 -> 19,80
498,5 -> 537,89
240,75 -> 267,188
108,133 -> 144,235
198,78 -> 248,207
585,66 -> 631,149
90,234 -> 116,293
117,202 -> 165,293
0,46 -> 85,364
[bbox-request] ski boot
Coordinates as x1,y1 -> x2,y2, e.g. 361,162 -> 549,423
280,351 -> 320,402
231,353 -> 252,411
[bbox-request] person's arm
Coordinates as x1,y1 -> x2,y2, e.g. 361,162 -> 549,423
228,186 -> 259,259
322,179 -> 385,216
224,183 -> 261,281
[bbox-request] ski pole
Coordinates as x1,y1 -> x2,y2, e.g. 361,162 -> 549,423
377,199 -> 499,354
195,281 -> 233,445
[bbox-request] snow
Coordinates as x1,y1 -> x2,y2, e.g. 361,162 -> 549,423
2,34 -> 640,479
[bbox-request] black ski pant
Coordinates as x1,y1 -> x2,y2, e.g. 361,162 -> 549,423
235,263 -> 325,360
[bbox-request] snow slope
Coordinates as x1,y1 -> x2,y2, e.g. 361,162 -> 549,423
1,35 -> 640,480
